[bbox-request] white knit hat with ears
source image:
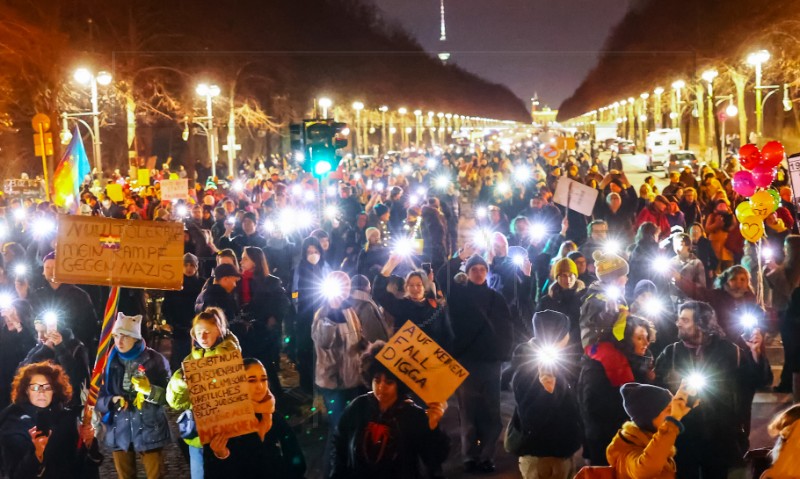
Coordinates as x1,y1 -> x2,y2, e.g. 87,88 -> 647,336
112,312 -> 143,340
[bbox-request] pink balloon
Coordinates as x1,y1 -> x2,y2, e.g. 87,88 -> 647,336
732,170 -> 757,197
752,165 -> 777,188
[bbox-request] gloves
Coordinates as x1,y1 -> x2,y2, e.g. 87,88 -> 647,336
131,375 -> 152,395
133,392 -> 146,410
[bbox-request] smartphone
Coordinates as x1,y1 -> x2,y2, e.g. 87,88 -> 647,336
422,263 -> 432,275
35,410 -> 52,436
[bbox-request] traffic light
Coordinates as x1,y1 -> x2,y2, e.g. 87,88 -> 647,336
289,120 -> 349,177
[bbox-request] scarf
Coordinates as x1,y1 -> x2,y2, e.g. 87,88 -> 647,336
586,341 -> 634,387
241,269 -> 254,304
105,339 -> 146,391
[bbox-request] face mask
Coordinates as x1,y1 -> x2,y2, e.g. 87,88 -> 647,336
307,253 -> 320,265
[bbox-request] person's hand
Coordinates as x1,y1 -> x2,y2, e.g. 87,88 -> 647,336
224,221 -> 235,236
426,402 -> 447,430
113,396 -> 127,409
15,279 -> 28,299
459,242 -> 477,260
210,435 -> 230,459
45,331 -> 62,347
521,258 -> 532,277
381,254 -> 402,276
539,371 -> 556,393
131,375 -> 152,395
79,424 -> 95,447
669,380 -> 697,421
745,328 -> 764,360
28,426 -> 50,462
560,216 -> 569,236
3,311 -> 21,333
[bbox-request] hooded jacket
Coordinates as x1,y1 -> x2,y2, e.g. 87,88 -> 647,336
606,421 -> 679,479
312,304 -> 366,390
538,279 -> 586,346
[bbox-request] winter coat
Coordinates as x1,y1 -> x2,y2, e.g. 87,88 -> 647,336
489,256 -> 534,337
162,274 -> 205,335
167,333 -> 241,448
355,245 -> 390,279
679,199 -> 702,228
579,281 -> 628,349
421,206 -> 448,268
440,258 -> 513,362
29,284 -> 99,356
349,290 -> 391,343
240,273 -> 289,325
510,351 -> 582,458
218,232 -> 267,259
95,346 -> 172,453
21,328 -> 90,410
203,414 -> 306,479
654,335 -> 771,465
195,283 -> 239,323
634,206 -> 671,240
312,304 -> 366,390
670,254 -> 706,293
373,274 -> 453,349
0,404 -> 95,479
691,237 -> 718,284
331,393 -> 450,479
672,277 -> 758,340
537,280 -> 586,346
606,421 -> 678,479
625,240 -> 665,301
291,254 -> 331,320
0,325 -> 35,410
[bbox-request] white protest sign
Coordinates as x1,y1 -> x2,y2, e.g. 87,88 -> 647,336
160,179 -> 189,202
553,176 -> 599,217
787,153 -> 800,203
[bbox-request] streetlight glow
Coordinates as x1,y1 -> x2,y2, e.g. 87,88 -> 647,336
653,87 -> 664,96
73,68 -> 92,85
96,71 -> 113,86
672,80 -> 685,89
746,49 -> 770,66
701,69 -> 718,83
318,97 -> 332,109
352,101 -> 364,111
726,101 -> 738,117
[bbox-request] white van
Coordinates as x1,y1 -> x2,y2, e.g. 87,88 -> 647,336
645,129 -> 683,171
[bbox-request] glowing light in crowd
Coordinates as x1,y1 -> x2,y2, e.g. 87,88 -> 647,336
416,186 -> 427,196
175,205 -> 188,218
644,298 -> 663,316
375,182 -> 385,192
262,220 -> 276,233
324,205 -> 339,220
232,180 -> 244,192
326,186 -> 337,197
605,285 -> 622,301
529,224 -> 547,242
291,184 -> 303,196
14,264 -> 28,277
43,311 -> 58,329
31,217 -> 56,238
353,172 -> 362,180
0,293 -> 13,309
604,240 -> 621,255
496,182 -> 511,194
686,372 -> 707,392
472,228 -> 493,249
741,313 -> 758,329
651,256 -> 671,274
0,223 -> 7,240
427,158 -> 438,170
514,165 -> 531,183
402,164 -> 413,174
392,167 -> 401,176
226,217 -> 236,226
537,345 -> 561,366
435,175 -> 451,190
321,276 -> 347,300
409,195 -> 419,205
512,254 -> 525,266
278,208 -> 314,233
393,238 -> 415,257
13,208 -> 26,221
303,190 -> 316,203
476,207 -> 487,219
761,247 -> 773,260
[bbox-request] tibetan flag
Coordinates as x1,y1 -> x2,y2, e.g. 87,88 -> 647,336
83,286 -> 120,425
53,127 -> 91,212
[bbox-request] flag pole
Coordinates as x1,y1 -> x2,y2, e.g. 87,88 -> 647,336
83,286 -> 120,426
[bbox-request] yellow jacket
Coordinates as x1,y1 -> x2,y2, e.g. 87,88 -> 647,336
606,421 -> 678,479
762,422 -> 800,479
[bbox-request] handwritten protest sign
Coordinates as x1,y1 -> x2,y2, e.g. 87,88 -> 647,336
54,215 -> 184,289
377,321 -> 469,403
553,176 -> 599,217
160,179 -> 189,202
183,350 -> 257,444
788,153 -> 800,203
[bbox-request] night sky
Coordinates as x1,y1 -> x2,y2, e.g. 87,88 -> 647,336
371,0 -> 631,111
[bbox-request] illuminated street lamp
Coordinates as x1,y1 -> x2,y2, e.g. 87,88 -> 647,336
318,97 -> 332,119
195,83 -> 221,177
746,49 -> 770,137
352,101 -> 364,155
653,87 -> 664,128
72,68 -> 113,176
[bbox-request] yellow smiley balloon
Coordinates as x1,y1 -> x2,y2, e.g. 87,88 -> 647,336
739,217 -> 765,243
749,190 -> 774,218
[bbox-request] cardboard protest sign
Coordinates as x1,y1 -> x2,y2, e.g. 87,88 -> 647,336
137,169 -> 150,186
377,321 -> 469,403
160,179 -> 189,202
54,215 -> 184,290
787,153 -> 800,203
553,176 -> 599,217
106,184 -> 124,202
183,350 -> 258,444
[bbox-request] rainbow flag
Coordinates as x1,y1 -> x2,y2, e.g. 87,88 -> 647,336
53,127 -> 91,212
82,286 -> 120,425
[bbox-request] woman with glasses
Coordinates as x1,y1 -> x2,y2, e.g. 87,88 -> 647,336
0,361 -> 98,478
95,312 -> 171,479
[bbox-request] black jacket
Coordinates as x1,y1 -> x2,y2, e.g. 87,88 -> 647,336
537,280 -> 587,349
162,274 -> 205,335
240,274 -> 289,325
356,246 -> 390,279
21,328 -> 90,410
195,284 -> 239,323
0,326 -> 36,410
29,284 -> 99,354
331,393 -> 449,479
203,415 -> 305,479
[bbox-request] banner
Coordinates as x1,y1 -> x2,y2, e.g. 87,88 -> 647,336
160,179 -> 189,202
553,176 -> 599,217
377,321 -> 469,404
183,350 -> 258,444
54,215 -> 184,289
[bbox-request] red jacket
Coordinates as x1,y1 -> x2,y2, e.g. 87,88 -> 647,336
635,205 -> 671,239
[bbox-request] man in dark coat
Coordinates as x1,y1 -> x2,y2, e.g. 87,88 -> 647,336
161,253 -> 206,371
195,264 -> 241,322
218,212 -> 267,258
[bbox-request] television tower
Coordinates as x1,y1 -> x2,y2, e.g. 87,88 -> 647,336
438,0 -> 450,64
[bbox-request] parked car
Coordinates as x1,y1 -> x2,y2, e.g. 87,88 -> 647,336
617,140 -> 636,154
645,129 -> 682,171
666,150 -> 700,177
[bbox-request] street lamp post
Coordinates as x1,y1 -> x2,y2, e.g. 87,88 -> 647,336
352,101 -> 364,156
671,80 -> 685,131
413,109 -> 422,148
73,68 -> 112,176
379,106 -> 389,152
319,97 -> 332,119
653,87 -> 664,129
639,92 -> 649,147
715,96 -> 738,158
702,70 -> 718,160
747,50 -> 770,139
196,83 -> 221,178
398,108 -> 407,148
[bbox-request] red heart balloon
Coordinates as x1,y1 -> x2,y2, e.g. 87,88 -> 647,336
759,140 -> 785,169
739,144 -> 762,170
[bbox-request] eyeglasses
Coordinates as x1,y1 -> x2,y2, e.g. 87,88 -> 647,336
28,383 -> 53,393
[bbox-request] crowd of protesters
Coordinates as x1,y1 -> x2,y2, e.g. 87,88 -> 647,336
0,137 -> 796,479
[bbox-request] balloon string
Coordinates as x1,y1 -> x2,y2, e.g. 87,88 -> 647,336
756,239 -> 765,309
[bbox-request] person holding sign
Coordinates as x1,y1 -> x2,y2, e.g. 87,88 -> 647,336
95,313 -> 171,479
203,358 -> 306,478
331,342 -> 450,479
167,308 -> 240,479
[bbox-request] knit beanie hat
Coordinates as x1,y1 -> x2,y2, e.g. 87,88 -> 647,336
465,254 -> 489,273
553,258 -> 578,277
374,203 -> 389,217
633,280 -> 657,299
620,383 -> 673,432
112,312 -> 143,341
592,250 -> 629,282
350,274 -> 370,293
532,310 -> 570,343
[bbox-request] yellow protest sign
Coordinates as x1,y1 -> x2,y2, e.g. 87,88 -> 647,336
183,349 -> 258,445
54,215 -> 184,289
377,320 -> 469,403
106,184 -> 124,202
138,168 -> 150,186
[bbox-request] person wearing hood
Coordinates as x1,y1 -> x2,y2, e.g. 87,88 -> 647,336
349,275 -> 391,343
291,235 -> 331,394
0,362 -> 99,479
95,313 -> 171,479
356,227 -> 391,279
508,311 -> 582,479
439,248 -> 513,474
537,258 -> 586,355
167,308 -> 241,479
311,272 -> 368,478
488,233 -> 534,341
606,382 -> 695,479
579,250 -> 629,350
195,263 -> 241,323
0,299 -> 36,411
